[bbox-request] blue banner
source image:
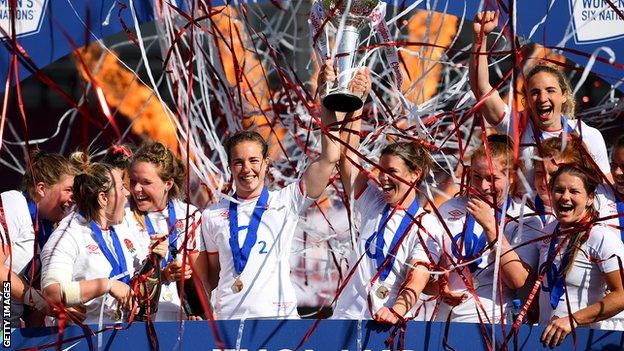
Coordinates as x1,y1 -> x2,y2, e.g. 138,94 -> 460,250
405,0 -> 624,85
0,0 -> 155,92
8,320 -> 624,350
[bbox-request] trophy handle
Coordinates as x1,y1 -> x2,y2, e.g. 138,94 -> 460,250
322,25 -> 364,113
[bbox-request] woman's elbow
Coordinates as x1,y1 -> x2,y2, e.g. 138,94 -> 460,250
43,284 -> 63,305
505,273 -> 528,290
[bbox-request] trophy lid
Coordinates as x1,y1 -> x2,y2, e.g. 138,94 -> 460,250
322,0 -> 380,25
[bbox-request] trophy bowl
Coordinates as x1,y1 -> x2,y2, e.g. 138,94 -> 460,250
320,0 -> 379,113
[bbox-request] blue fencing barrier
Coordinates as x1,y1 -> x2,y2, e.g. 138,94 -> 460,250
8,320 -> 624,350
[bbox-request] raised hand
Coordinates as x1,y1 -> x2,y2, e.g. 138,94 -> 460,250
317,59 -> 337,98
473,11 -> 499,37
348,67 -> 371,101
466,197 -> 497,240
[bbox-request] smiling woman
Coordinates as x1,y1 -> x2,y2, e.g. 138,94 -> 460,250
40,161 -> 144,325
193,59 -> 348,320
436,135 -> 543,324
0,150 -> 77,327
125,141 -> 202,321
469,10 -> 612,185
538,164 -> 624,347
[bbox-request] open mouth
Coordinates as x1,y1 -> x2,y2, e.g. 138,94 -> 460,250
536,106 -> 553,121
556,203 -> 574,216
381,183 -> 396,194
134,194 -> 149,202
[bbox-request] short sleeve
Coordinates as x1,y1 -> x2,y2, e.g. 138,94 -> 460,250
493,104 -> 514,134
200,209 -> 218,253
410,214 -> 443,264
511,216 -> 544,271
280,181 -> 315,216
585,128 -> 610,175
591,226 -> 624,274
40,226 -> 80,288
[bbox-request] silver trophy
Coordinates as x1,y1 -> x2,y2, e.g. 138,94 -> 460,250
321,0 -> 379,113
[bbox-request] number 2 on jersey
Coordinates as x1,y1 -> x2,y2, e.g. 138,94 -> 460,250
258,240 -> 268,254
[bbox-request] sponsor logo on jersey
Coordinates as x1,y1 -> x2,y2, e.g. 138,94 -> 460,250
86,244 -> 100,254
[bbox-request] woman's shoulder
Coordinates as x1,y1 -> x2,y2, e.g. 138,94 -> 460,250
172,198 -> 199,213
45,213 -> 90,249
587,224 -> 621,243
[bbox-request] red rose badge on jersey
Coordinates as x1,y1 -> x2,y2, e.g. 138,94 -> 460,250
124,238 -> 136,254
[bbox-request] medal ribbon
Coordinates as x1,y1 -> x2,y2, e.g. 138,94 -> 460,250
24,191 -> 54,251
144,199 -> 178,268
89,220 -> 130,284
364,198 -> 420,281
617,200 -> 624,242
229,187 -> 269,275
534,195 -> 548,226
541,224 -> 571,309
451,196 -> 511,273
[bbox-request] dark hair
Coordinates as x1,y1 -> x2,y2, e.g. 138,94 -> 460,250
73,162 -> 115,222
21,150 -> 77,199
525,64 -> 576,117
548,164 -> 598,276
380,141 -> 432,185
132,141 -> 186,200
102,144 -> 134,170
225,131 -> 268,164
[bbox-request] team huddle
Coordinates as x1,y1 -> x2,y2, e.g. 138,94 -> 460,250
1,11 -> 624,349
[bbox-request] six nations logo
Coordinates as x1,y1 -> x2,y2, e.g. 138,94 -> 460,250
0,0 -> 48,38
570,0 -> 624,44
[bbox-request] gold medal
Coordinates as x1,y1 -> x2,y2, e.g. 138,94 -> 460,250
232,277 -> 244,293
376,285 -> 389,299
163,291 -> 173,302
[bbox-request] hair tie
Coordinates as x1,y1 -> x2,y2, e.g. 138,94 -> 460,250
111,145 -> 133,158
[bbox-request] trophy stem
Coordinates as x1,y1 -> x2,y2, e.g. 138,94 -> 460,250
323,25 -> 364,113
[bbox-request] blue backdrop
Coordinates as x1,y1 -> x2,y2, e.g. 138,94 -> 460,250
0,1 -> 622,93
8,320 -> 624,350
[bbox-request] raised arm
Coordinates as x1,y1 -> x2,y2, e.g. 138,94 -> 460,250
338,68 -> 371,199
303,60 -> 371,199
469,11 -> 507,125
